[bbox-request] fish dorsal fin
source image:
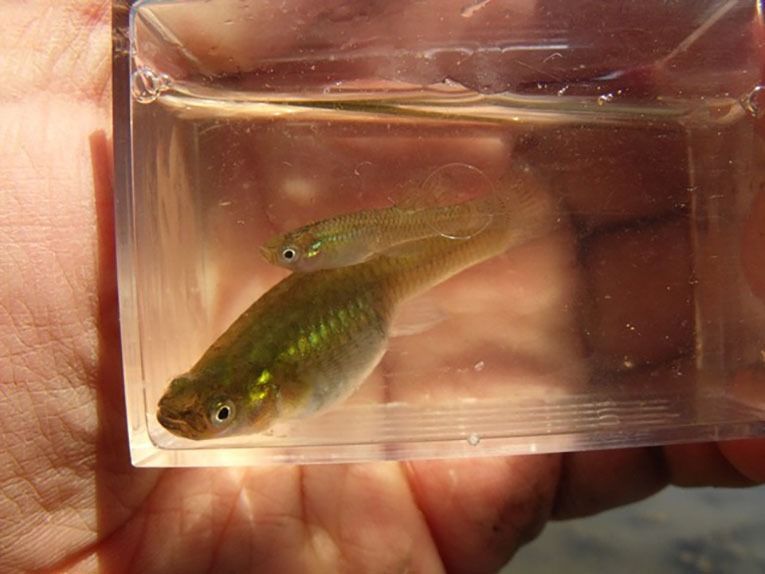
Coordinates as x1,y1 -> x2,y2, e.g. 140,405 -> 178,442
398,163 -> 496,240
399,162 -> 493,210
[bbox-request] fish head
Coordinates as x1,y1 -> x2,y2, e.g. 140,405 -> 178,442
156,368 -> 279,440
260,228 -> 332,272
260,229 -> 314,271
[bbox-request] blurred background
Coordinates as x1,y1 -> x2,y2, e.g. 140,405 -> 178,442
508,485 -> 765,573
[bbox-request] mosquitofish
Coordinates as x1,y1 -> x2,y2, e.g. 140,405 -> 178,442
157,167 -> 555,440
260,165 -> 501,273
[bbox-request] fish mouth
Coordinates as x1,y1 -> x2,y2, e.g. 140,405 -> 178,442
157,412 -> 185,433
157,404 -> 207,440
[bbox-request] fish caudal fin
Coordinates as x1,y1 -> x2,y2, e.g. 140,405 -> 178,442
490,162 -> 560,242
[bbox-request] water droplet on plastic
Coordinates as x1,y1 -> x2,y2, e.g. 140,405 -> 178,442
467,433 -> 481,446
131,66 -> 171,104
442,77 -> 464,89
597,93 -> 614,106
741,85 -> 765,119
473,360 -> 485,372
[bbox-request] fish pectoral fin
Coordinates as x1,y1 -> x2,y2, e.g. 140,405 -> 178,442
389,296 -> 447,338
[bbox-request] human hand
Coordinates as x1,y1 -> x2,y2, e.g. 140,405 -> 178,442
2,2 -> 765,573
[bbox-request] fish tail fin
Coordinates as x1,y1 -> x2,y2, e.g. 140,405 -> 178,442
485,162 -> 560,243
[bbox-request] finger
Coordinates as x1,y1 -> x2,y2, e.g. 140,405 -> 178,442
655,354 -> 765,487
298,463 -> 444,573
551,363 -> 763,517
716,367 -> 765,483
96,464 -> 444,574
663,442 -> 758,487
548,394 -> 761,519
581,217 -> 694,371
718,438 -> 765,483
552,447 -> 668,519
405,454 -> 561,574
513,124 -> 689,230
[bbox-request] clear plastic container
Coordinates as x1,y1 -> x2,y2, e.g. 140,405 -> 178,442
113,0 -> 765,466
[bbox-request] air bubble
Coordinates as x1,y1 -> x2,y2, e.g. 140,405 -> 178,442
741,85 -> 765,119
473,360 -> 485,372
467,433 -> 481,446
131,66 -> 171,104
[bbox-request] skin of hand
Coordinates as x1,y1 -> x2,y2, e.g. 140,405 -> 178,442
2,1 -> 765,573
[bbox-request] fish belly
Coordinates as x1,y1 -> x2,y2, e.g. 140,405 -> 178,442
297,324 -> 389,417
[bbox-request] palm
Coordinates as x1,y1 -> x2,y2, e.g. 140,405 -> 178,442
0,76 -> 635,571
2,3 -> 764,573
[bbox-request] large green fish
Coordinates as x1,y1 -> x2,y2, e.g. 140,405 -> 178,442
157,166 -> 554,439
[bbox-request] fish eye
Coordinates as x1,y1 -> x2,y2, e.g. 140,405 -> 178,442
281,246 -> 299,262
210,400 -> 235,427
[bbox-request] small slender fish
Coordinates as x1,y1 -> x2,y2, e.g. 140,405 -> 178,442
157,167 -> 554,439
260,166 -> 500,272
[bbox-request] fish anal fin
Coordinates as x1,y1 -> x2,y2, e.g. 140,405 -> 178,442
390,296 -> 448,338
